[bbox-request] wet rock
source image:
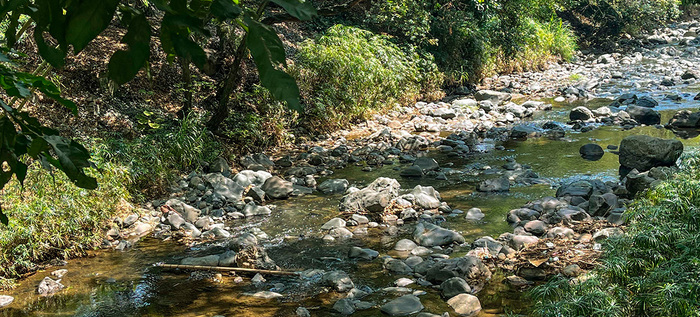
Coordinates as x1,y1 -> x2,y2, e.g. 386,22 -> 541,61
579,144 -> 604,161
296,307 -> 311,317
0,295 -> 13,308
510,125 -> 541,139
556,180 -> 593,199
570,106 -> 594,121
401,166 -> 424,178
322,271 -> 354,292
380,295 -> 424,316
321,218 -> 346,230
261,176 -> 294,199
667,110 -> 700,128
447,294 -> 481,317
37,277 -> 65,296
627,106 -> 660,125
413,222 -> 465,247
329,227 -> 354,239
619,135 -> 683,173
218,250 -> 237,267
465,208 -> 485,221
318,179 -> 349,194
635,96 -> 658,108
440,277 -> 472,299
477,177 -> 510,192
507,208 -> 540,224
333,298 -> 356,315
413,157 -> 440,171
51,269 -> 68,279
242,203 -> 272,217
385,259 -> 414,274
411,185 -> 441,210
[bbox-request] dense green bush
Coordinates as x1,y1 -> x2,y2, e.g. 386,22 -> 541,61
530,151 -> 700,317
291,25 -> 443,130
0,150 -> 131,288
561,0 -> 681,36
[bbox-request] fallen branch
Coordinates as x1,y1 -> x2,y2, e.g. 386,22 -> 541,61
155,263 -> 300,276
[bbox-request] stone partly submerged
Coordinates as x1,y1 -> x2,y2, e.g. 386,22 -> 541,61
380,295 -> 424,316
619,135 -> 683,175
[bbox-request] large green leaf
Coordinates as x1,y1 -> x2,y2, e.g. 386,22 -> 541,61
108,14 -> 151,85
44,135 -> 97,189
245,18 -> 301,112
65,0 -> 120,53
171,35 -> 207,69
270,0 -> 317,21
211,0 -> 241,20
33,27 -> 66,68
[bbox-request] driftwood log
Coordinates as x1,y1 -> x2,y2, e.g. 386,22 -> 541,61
155,263 -> 300,276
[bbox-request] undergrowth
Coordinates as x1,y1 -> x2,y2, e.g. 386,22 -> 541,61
530,151 -> 700,317
0,149 -> 131,289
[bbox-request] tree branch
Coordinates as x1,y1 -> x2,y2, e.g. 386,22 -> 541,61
261,0 -> 366,25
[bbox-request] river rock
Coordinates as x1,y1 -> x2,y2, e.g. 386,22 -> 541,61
339,178 -> 400,213
233,170 -> 272,187
322,271 -> 354,292
166,212 -> 186,229
425,256 -> 491,284
579,144 -> 604,160
556,180 -> 593,198
474,90 -> 511,105
321,218 -> 346,230
509,235 -> 539,250
401,166 -> 424,178
413,222 -> 465,247
181,254 -> 220,266
447,294 -> 481,317
624,169 -> 657,196
395,239 -> 418,251
249,291 -> 283,299
333,298 -> 356,315
37,277 -> 64,296
593,227 -> 624,241
477,177 -> 510,192
380,295 -> 424,316
472,236 -> 503,255
465,208 -> 485,221
619,135 -> 683,173
523,220 -> 547,236
296,307 -> 311,317
318,179 -> 349,194
627,106 -> 661,125
668,110 -> 700,128
411,185 -> 441,210
0,295 -> 13,308
261,176 -> 294,199
588,193 -> 618,216
242,203 -> 272,217
570,106 -> 594,121
413,157 -> 440,171
440,277 -> 472,299
348,247 -> 379,260
635,96 -> 658,108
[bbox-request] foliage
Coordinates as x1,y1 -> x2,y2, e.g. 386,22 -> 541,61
291,25 -> 443,130
101,112 -> 221,199
560,0 -> 682,36
0,147 -> 131,287
530,151 -> 700,317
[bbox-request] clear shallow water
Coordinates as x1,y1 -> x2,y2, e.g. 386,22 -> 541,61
4,48 -> 700,317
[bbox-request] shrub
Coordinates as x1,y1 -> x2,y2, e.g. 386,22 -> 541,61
0,149 -> 131,288
102,112 -> 221,198
290,25 -> 443,131
561,0 -> 681,36
530,151 -> 700,317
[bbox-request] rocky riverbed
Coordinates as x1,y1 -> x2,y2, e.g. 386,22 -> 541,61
2,19 -> 700,317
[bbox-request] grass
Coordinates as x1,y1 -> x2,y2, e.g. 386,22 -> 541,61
0,148 -> 131,289
530,151 -> 700,317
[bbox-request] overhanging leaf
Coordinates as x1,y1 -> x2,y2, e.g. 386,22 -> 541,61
245,17 -> 287,65
65,0 -> 120,53
211,0 -> 241,20
171,35 -> 207,70
270,0 -> 317,21
44,135 -> 97,189
108,14 -> 151,85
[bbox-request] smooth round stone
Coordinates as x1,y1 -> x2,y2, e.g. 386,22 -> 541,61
447,293 -> 482,316
394,239 -> 418,251
380,295 -> 424,316
395,278 -> 415,287
0,295 -> 13,308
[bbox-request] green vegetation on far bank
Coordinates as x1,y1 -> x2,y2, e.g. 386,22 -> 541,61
530,151 -> 700,317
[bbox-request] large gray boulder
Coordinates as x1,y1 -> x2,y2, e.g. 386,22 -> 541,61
569,106 -> 594,121
447,294 -> 482,317
411,185 -> 441,210
322,271 -> 354,292
667,110 -> 700,128
440,277 -> 472,299
619,135 -> 683,173
261,176 -> 294,199
413,222 -> 465,247
425,256 -> 491,284
318,179 -> 349,194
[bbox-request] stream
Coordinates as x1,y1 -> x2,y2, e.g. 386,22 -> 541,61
2,21 -> 700,317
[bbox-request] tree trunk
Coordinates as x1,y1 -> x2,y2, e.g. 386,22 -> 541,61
206,37 -> 247,131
